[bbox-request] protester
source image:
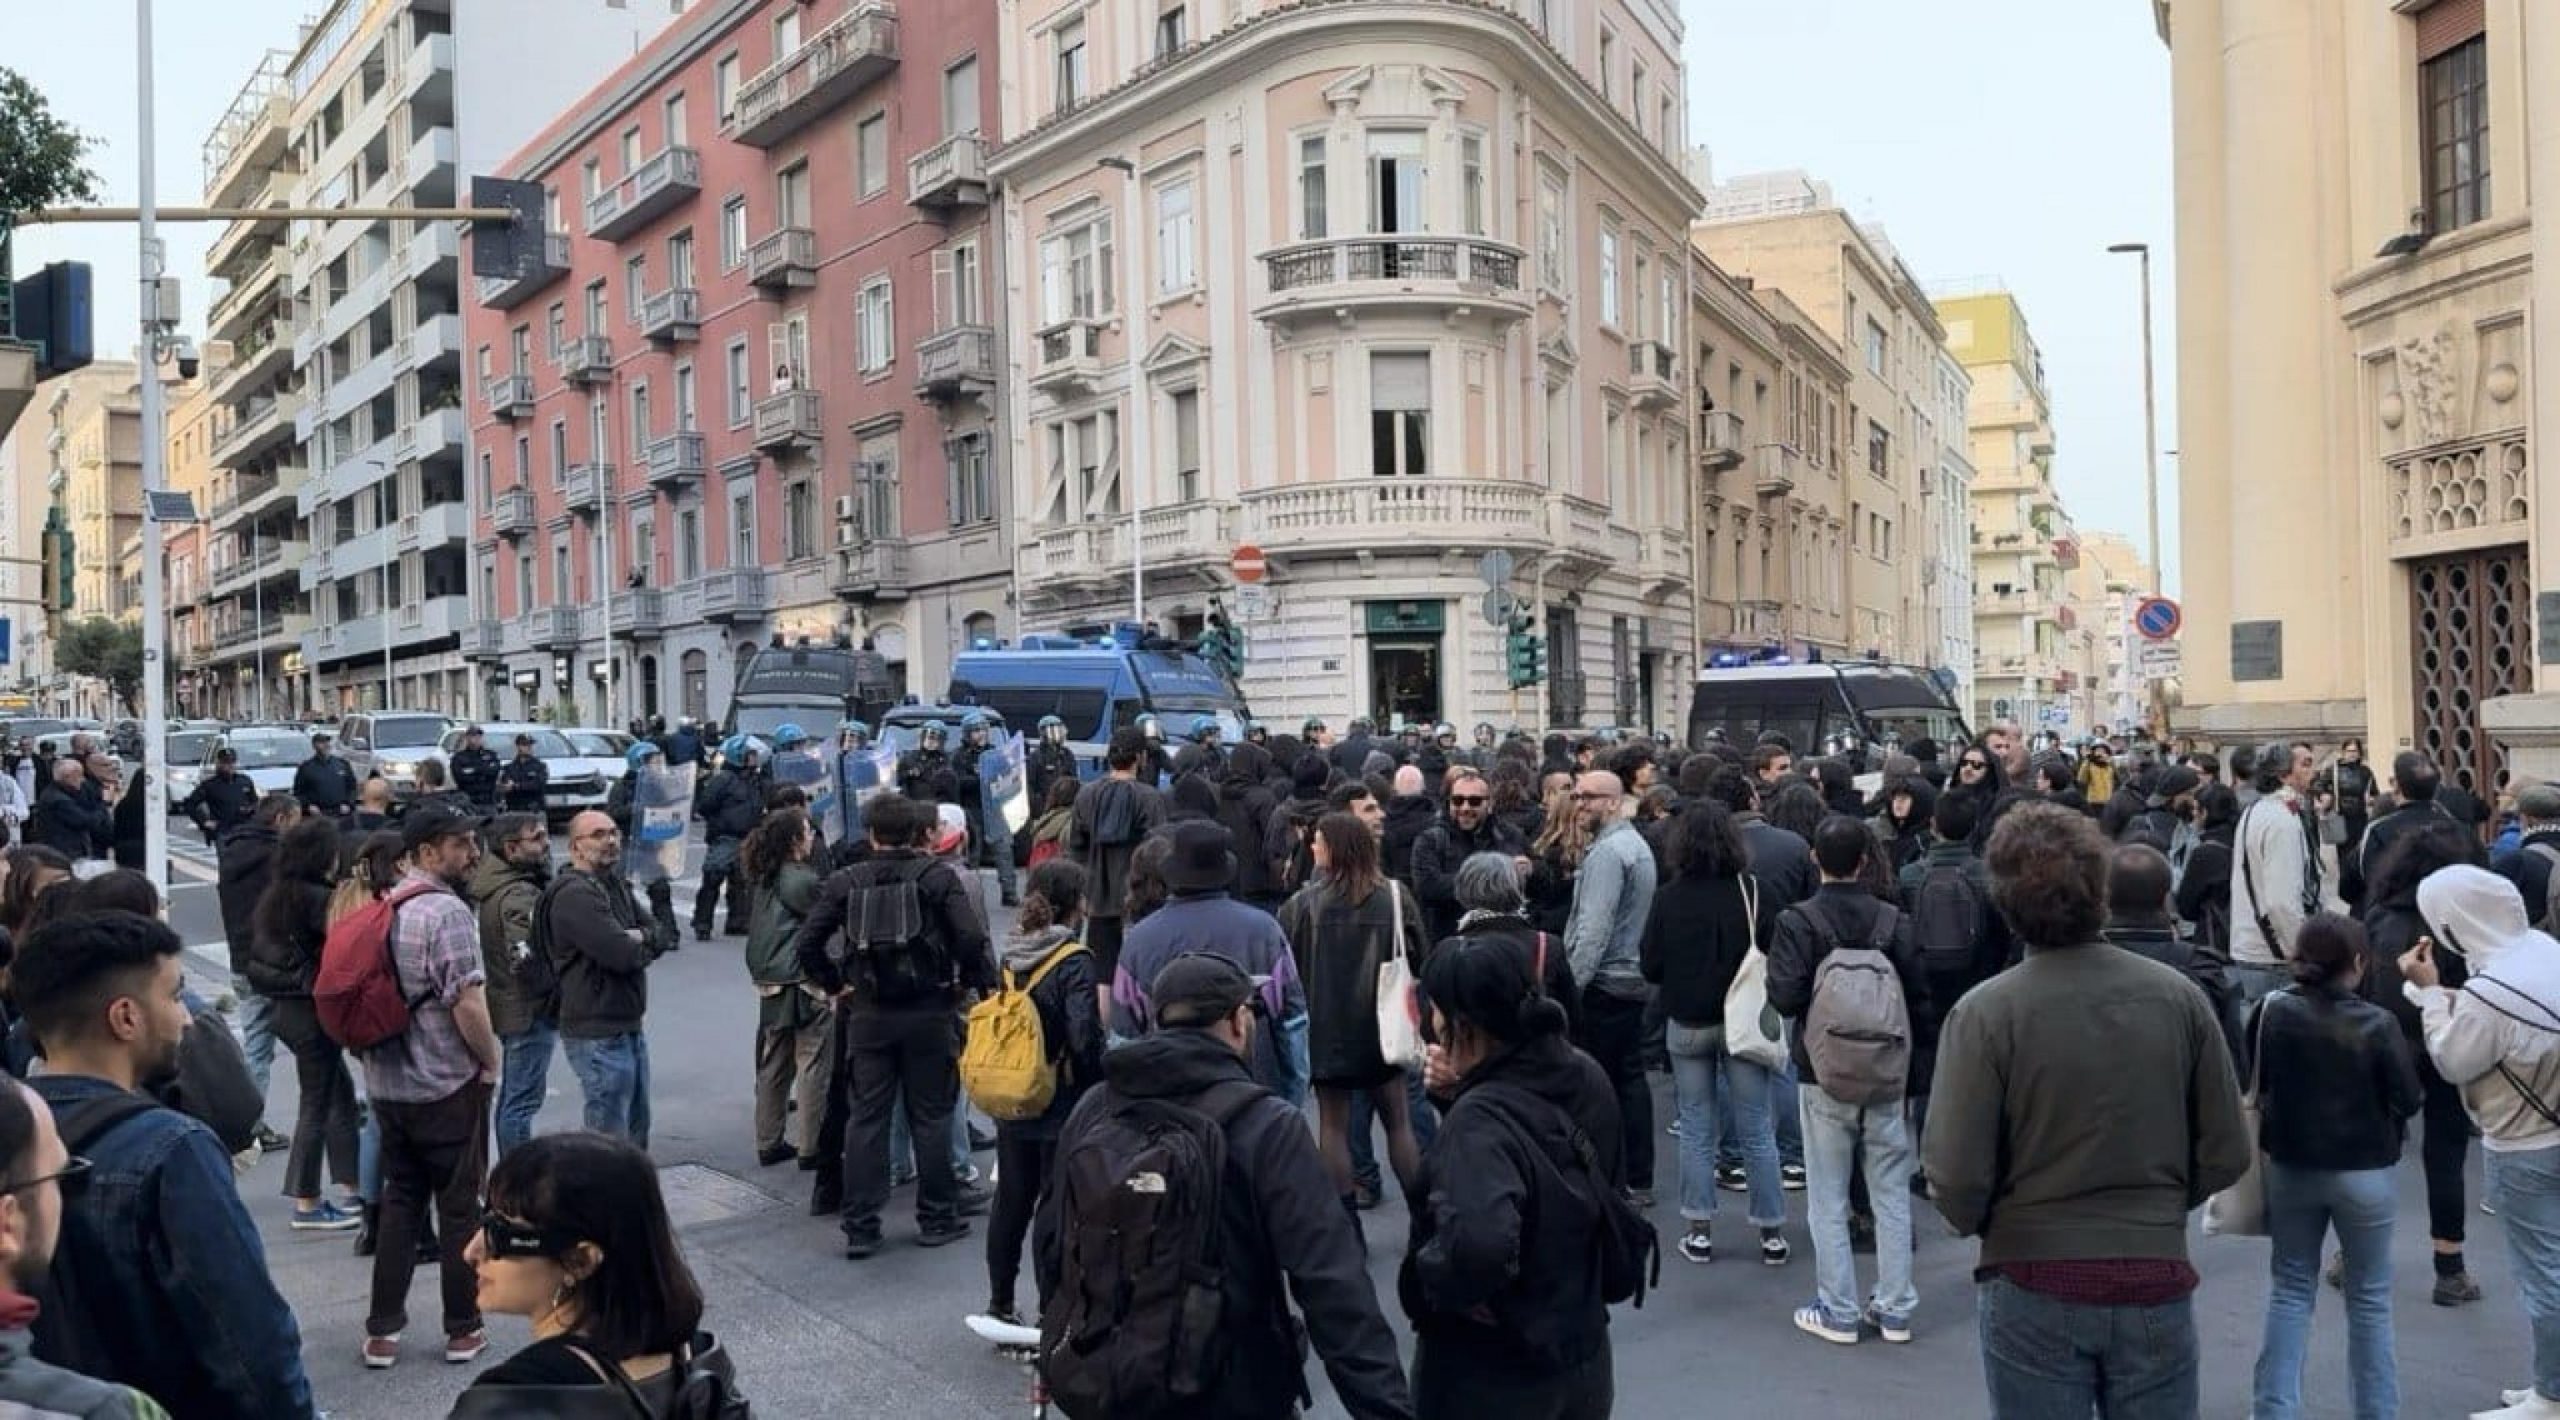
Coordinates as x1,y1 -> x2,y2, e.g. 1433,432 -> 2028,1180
25,759 -> 108,866
1524,781 -> 1590,936
246,815 -> 364,1230
2248,913 -> 2421,1420
981,859 -> 1102,1327
543,810 -> 662,1147
1282,812 -> 1430,1212
1114,820 -> 1308,1103
0,1076 -> 169,1416
1070,728 -> 1170,1011
2495,783 -> 2560,928
741,806 -> 831,1168
1411,769 -> 1530,945
467,813 -> 556,1161
216,791 -> 299,1155
1561,770 -> 1657,1206
2233,741 -> 2329,1017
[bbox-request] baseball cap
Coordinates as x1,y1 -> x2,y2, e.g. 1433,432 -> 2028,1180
514,732 -> 535,746
401,802 -> 476,854
1151,953 -> 1258,1029
2518,783 -> 2560,822
310,729 -> 332,744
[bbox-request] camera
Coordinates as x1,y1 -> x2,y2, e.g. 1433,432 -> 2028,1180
168,336 -> 201,381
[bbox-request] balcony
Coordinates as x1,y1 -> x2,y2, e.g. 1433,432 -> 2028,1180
643,430 -> 706,491
476,231 -> 572,310
906,132 -> 987,211
1030,318 -> 1102,397
609,588 -> 666,639
1639,527 -> 1691,599
585,145 -> 702,241
697,567 -> 774,623
752,389 -> 821,451
486,372 -> 535,420
463,619 -> 506,662
223,320 -> 291,392
915,324 -> 995,403
562,462 -> 612,515
397,406 -> 466,465
491,487 -> 536,538
559,334 -> 613,385
1255,237 -> 1530,327
213,390 -> 301,467
637,287 -> 700,343
1238,477 -> 1543,557
830,539 -> 911,600
1754,442 -> 1800,499
1616,343 -> 1673,416
209,538 -> 307,595
208,472 -> 283,527
209,612 -> 305,653
2052,535 -> 2082,571
746,226 -> 817,291
529,606 -> 587,651
1698,409 -> 1744,474
724,4 -> 900,149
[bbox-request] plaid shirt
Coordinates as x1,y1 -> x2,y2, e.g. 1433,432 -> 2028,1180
360,868 -> 489,1104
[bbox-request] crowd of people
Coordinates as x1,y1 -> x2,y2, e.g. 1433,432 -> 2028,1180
5,707 -> 2560,1416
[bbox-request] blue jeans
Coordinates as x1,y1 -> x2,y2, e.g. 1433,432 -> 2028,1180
1667,1022 -> 1783,1228
1978,1275 -> 2197,1419
1721,1053 -> 1805,1170
495,1021 -> 559,1158
2491,1144 -> 2560,1402
562,1031 -> 651,1148
2255,1162 -> 2397,1420
358,1107 -> 381,1203
1800,1088 -> 1916,1324
236,988 -> 278,1100
890,1095 -> 970,1179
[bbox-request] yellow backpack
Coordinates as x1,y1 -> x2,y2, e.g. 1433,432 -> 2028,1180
961,941 -> 1087,1121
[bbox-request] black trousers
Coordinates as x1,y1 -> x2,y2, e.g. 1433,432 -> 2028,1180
270,994 -> 359,1200
839,1003 -> 963,1241
1575,987 -> 1653,1190
987,1131 -> 1057,1311
692,844 -> 745,933
1414,1332 -> 1613,1420
366,1081 -> 490,1340
2421,1064 -> 2473,1244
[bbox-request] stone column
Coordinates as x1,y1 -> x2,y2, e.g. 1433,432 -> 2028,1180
2483,0 -> 2560,761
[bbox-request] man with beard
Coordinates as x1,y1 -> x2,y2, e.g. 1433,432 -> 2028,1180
1409,769 -> 1530,943
16,911 -> 316,1418
0,1076 -> 170,1416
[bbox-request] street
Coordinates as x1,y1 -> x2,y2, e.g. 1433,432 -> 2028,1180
152,821 -> 2533,1420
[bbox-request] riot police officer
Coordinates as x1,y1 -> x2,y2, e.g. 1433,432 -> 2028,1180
449,724 -> 502,809
949,712 -> 1018,907
896,720 -> 959,803
1027,714 -> 1080,808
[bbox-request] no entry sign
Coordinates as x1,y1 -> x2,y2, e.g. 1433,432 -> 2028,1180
1231,544 -> 1267,584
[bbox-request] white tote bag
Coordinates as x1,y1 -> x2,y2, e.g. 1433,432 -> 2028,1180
1722,877 -> 1789,1070
1375,881 -> 1426,1070
2203,1003 -> 2272,1237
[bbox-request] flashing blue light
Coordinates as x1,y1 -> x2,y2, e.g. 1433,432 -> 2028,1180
972,637 -> 999,651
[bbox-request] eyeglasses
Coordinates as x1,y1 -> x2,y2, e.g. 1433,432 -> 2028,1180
1448,795 -> 1487,807
2,1156 -> 90,1200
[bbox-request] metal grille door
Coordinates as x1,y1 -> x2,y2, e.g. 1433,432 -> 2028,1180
2409,545 -> 2530,799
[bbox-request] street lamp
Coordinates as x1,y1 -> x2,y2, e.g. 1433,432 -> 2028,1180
2105,243 -> 2164,598
1097,153 -> 1148,628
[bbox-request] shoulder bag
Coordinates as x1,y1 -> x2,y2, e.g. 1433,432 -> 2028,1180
1722,876 -> 1789,1070
2203,995 -> 2273,1237
1375,880 -> 1425,1070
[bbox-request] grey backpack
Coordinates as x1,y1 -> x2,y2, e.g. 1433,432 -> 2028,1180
1798,904 -> 1911,1107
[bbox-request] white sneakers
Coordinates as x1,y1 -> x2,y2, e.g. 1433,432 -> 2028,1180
2477,1388 -> 2560,1419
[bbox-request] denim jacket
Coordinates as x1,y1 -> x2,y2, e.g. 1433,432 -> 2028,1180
28,1075 -> 315,1420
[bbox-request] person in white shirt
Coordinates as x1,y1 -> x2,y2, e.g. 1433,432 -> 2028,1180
2230,741 -> 2331,1022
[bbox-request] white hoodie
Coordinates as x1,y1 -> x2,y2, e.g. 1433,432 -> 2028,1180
2411,864 -> 2560,1152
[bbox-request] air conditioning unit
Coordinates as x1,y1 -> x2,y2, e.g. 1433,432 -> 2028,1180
834,494 -> 858,521
837,523 -> 858,548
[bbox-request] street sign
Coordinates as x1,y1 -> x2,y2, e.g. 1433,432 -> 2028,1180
1480,586 -> 1517,627
2137,639 -> 2183,680
2040,704 -> 2072,729
1232,583 -> 1272,622
1476,550 -> 1515,589
2133,596 -> 2182,641
1231,543 -> 1267,584
0,617 -> 11,666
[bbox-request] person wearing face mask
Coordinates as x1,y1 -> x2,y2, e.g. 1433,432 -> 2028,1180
16,912 -> 316,1418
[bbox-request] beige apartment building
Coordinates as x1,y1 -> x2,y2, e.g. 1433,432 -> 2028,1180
990,0 -> 1703,732
2067,528 -> 2154,736
1696,173 -> 1952,670
165,361 -> 233,708
2158,0 -> 2560,794
48,367 -> 144,628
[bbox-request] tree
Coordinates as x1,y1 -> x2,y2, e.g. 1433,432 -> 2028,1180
0,68 -> 102,217
57,617 -> 142,714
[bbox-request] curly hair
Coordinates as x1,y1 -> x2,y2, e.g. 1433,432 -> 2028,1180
1985,800 -> 2110,948
740,807 -> 812,885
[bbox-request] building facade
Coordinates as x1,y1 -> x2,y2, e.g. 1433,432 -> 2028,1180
2157,0 -> 2560,797
466,0 -> 1007,728
51,370 -> 143,628
2068,528 -> 2153,736
164,363 -> 229,716
988,0 -> 1701,733
1927,344 -> 1979,711
0,365 -> 137,704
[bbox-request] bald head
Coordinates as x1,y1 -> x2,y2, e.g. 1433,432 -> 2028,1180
49,758 -> 82,788
359,778 -> 392,813
2107,843 -> 2174,923
1574,770 -> 1626,830
566,810 -> 618,871
1392,764 -> 1424,798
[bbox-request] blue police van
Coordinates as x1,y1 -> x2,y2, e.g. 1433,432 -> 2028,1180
947,626 -> 1249,778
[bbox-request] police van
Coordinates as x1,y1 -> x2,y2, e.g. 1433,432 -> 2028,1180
1686,658 -> 1970,769
948,625 -> 1249,779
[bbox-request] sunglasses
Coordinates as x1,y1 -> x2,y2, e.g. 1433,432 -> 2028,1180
1961,760 -> 1989,771
1449,795 -> 1487,807
3,1156 -> 89,1200
479,1209 -> 583,1260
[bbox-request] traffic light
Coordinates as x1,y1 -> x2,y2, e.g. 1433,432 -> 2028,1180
37,508 -> 71,614
1504,608 -> 1544,689
1199,610 -> 1244,681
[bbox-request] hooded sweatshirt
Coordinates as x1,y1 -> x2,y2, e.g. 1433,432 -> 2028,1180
2411,864 -> 2560,1152
997,923 -> 1105,1137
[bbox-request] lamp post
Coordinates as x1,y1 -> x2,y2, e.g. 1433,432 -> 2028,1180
135,0 -> 171,892
2106,242 -> 2164,597
1097,154 -> 1147,627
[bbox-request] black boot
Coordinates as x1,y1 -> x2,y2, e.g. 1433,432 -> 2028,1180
353,1204 -> 379,1258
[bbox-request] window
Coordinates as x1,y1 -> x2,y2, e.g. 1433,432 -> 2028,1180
676,507 -> 701,579
942,56 -> 979,137
1297,135 -> 1327,238
857,442 -> 898,539
590,398 -> 610,466
857,278 -> 894,372
1632,250 -> 1649,336
581,156 -> 602,200
667,230 -> 694,289
1366,130 -> 1425,233
1154,179 -> 1197,294
1598,227 -> 1621,327
2421,32 -> 2489,232
476,344 -> 492,383
1053,17 -> 1086,113
714,53 -> 739,120
631,515 -> 655,584
549,420 -> 567,481
584,280 -> 607,334
630,380 -> 652,447
1656,272 -> 1676,349
947,431 -> 994,526
1461,134 -> 1485,236
720,197 -> 747,267
1659,94 -> 1676,151
783,477 -> 814,560
1631,62 -> 1648,130
1155,2 -> 1186,57
1169,388 -> 1202,502
515,433 -> 531,483
724,339 -> 749,426
776,162 -> 809,227
1039,410 -> 1119,522
935,240 -> 983,326
662,92 -> 687,146
1368,352 -> 1429,479
772,8 -> 802,56
511,326 -> 533,374
856,114 -> 887,198
552,544 -> 571,605
674,363 -> 696,430
1867,420 -> 1889,478
625,254 -> 648,319
1538,173 -> 1566,289
729,490 -> 754,564
545,302 -> 565,357
1604,405 -> 1623,496
1598,26 -> 1617,102
619,126 -> 642,175
1864,318 -> 1887,376
516,551 -> 535,609
477,449 -> 493,505
1039,214 -> 1113,324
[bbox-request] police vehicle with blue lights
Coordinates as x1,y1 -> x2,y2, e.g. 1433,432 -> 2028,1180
947,622 -> 1250,778
1688,653 -> 1970,769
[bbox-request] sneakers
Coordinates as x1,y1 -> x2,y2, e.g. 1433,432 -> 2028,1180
253,1123 -> 291,1154
955,1183 -> 994,1217
1792,1305 -> 1860,1346
843,1231 -> 885,1260
1624,1187 -> 1655,1210
362,1334 -> 400,1370
918,1218 -> 974,1248
1715,1163 -> 1747,1194
2483,1391 -> 2560,1418
2436,1271 -> 2485,1306
1678,1227 -> 1713,1264
291,1200 -> 362,1232
1865,1305 -> 1912,1344
1781,1163 -> 1808,1191
445,1329 -> 489,1365
755,1142 -> 796,1168
1760,1231 -> 1791,1266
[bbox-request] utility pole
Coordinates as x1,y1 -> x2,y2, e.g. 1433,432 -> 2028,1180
135,0 -> 171,892
2109,241 -> 2171,738
1098,154 -> 1147,627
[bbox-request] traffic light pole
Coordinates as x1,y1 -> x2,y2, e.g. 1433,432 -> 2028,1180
135,0 -> 172,894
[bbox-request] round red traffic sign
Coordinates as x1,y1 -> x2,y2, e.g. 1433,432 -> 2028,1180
2133,596 -> 2182,642
1231,543 -> 1267,584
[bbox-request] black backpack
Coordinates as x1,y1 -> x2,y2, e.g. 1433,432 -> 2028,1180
1039,1079 -> 1269,1419
29,1091 -> 157,1378
1907,861 -> 1987,981
1468,1080 -> 1662,1310
830,856 -> 952,1006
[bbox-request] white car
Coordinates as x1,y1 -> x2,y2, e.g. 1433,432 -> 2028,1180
211,729 -> 311,797
561,729 -> 637,792
162,725 -> 230,811
440,723 -> 616,820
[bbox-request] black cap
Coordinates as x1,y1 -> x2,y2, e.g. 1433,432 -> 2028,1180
214,746 -> 237,762
464,725 -> 485,737
2155,765 -> 2202,801
1151,953 -> 1258,1028
515,733 -> 535,746
401,802 -> 476,854
310,730 -> 332,744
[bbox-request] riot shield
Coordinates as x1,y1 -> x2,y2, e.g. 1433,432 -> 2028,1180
837,742 -> 897,843
623,760 -> 695,886
773,742 -> 842,842
983,731 -> 1030,835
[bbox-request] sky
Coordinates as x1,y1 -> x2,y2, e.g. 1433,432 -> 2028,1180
10,0 -> 2182,592
1683,0 -> 2182,591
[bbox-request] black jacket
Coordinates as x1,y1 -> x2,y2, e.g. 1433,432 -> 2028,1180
1737,813 -> 1818,908
26,782 -> 110,861
2176,826 -> 2236,952
1264,793 -> 1328,896
895,749 -> 958,804
1640,872 -> 1770,1026
496,754 -> 550,811
110,772 -> 147,869
1433,915 -> 1581,1042
1213,771 -> 1281,901
541,866 -> 658,1039
792,850 -> 996,1004
2348,800 -> 2455,908
1399,1034 -> 1620,1382
178,768 -> 259,840
2499,828 -> 2560,928
1410,814 -> 1530,944
695,768 -> 760,843
216,824 -> 283,978
448,745 -> 503,806
2098,917 -> 2240,1064
1027,738 -> 1080,809
243,875 -> 332,998
1765,883 -> 1932,1090
1381,795 -> 1437,886
292,754 -> 357,816
2249,982 -> 2422,1172
1034,1030 -> 1414,1420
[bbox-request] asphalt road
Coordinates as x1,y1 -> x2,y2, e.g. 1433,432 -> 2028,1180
156,823 -> 2534,1420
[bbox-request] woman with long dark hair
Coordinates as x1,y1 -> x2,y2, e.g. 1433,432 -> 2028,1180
1282,811 -> 1430,1212
983,859 -> 1102,1326
1404,931 -> 1621,1418
1524,782 -> 1590,936
740,807 -> 830,1169
452,1133 -> 742,1414
249,816 -> 364,1229
2176,784 -> 2243,958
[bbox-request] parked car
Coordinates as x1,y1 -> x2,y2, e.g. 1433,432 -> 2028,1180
561,729 -> 637,791
339,710 -> 459,807
162,723 -> 231,811
210,728 -> 310,798
438,722 -> 614,822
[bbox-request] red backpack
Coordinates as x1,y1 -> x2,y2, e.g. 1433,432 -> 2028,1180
315,880 -> 443,1051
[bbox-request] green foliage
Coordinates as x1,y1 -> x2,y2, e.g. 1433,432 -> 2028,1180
56,616 -> 142,713
0,68 -> 103,216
